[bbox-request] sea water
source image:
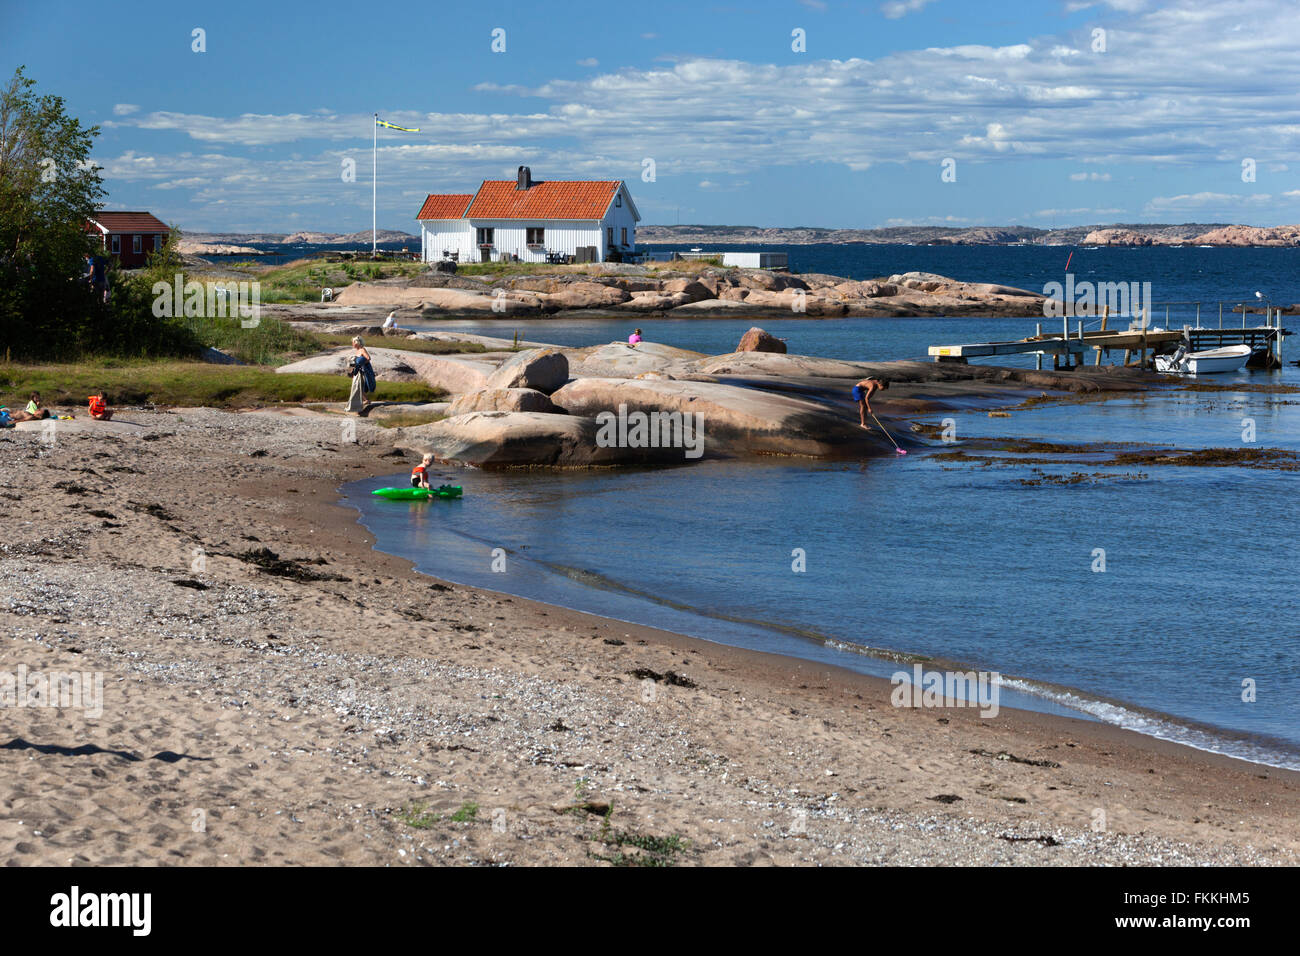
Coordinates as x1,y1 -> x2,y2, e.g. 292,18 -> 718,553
345,247 -> 1300,768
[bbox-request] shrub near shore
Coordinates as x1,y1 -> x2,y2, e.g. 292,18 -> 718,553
0,361 -> 444,409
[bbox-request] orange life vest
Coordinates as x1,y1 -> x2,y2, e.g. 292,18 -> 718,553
88,395 -> 108,419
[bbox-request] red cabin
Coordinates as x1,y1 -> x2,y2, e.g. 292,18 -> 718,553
86,211 -> 170,268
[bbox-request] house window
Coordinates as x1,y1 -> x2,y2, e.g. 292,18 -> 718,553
476,227 -> 494,246
621,227 -> 627,245
110,235 -> 120,254
607,227 -> 614,245
526,227 -> 545,246
154,235 -> 163,251
615,193 -> 622,207
132,235 -> 142,254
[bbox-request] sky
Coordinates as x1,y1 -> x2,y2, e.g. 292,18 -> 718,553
4,0 -> 1299,234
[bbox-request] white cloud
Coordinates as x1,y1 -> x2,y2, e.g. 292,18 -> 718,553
112,104 -> 139,116
577,58 -> 599,67
882,0 -> 937,19
99,0 -> 1300,228
1071,171 -> 1112,181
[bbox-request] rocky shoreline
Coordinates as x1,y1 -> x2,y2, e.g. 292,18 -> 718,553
318,268 -> 1047,319
272,327 -> 1156,469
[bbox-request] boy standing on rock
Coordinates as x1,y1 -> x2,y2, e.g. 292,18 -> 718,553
851,377 -> 888,429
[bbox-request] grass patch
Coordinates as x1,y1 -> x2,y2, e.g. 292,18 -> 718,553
586,802 -> 688,867
185,258 -> 429,305
182,314 -> 320,365
450,801 -> 479,823
0,361 -> 444,409
396,801 -> 440,830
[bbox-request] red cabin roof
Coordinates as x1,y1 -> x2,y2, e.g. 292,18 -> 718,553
88,211 -> 170,234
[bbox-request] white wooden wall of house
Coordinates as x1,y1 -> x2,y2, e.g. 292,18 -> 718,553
464,219 -> 603,263
420,220 -> 475,263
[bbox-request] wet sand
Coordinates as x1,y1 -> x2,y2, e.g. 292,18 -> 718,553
1,401 -> 1297,866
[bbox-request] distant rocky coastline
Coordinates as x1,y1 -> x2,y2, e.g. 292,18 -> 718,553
636,222 -> 1300,247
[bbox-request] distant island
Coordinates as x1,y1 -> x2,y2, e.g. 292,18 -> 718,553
175,222 -> 1300,255
636,222 -> 1300,247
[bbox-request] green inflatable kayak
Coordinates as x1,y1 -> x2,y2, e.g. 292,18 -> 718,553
371,484 -> 463,501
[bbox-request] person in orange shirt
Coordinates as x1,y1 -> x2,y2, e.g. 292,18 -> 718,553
88,393 -> 113,421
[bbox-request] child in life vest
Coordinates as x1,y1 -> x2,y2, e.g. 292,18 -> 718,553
88,393 -> 113,421
411,453 -> 434,489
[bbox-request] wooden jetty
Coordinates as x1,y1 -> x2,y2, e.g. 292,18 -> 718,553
930,305 -> 1291,370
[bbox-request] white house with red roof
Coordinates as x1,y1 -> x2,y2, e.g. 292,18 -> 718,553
417,167 -> 639,264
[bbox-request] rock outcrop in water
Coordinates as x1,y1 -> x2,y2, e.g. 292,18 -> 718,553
737,327 -> 787,353
325,268 -> 1047,318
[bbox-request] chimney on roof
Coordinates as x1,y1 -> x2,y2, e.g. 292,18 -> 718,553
516,165 -> 532,191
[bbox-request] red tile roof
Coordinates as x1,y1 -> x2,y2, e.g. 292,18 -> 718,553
464,180 -> 620,220
416,194 -> 473,220
88,211 -> 170,233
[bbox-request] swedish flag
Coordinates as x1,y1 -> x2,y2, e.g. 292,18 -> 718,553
376,118 -> 420,132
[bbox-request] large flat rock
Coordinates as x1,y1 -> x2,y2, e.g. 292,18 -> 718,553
550,376 -> 892,459
399,411 -> 681,468
566,342 -> 705,378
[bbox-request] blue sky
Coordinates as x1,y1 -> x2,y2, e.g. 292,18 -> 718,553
4,0 -> 1299,233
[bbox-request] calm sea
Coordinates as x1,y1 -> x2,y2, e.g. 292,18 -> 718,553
343,245 -> 1300,769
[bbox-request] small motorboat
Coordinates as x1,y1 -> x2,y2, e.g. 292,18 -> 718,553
1155,343 -> 1252,374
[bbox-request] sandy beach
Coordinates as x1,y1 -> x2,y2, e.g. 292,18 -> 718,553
1,400 -> 1297,867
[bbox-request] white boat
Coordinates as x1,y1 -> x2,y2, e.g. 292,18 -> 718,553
1155,343 -> 1253,374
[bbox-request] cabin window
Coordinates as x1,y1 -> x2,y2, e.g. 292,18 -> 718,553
154,235 -> 163,251
607,227 -> 614,245
476,227 -> 494,246
621,227 -> 627,245
526,227 -> 545,246
110,235 -> 120,254
132,235 -> 142,254
615,193 -> 622,207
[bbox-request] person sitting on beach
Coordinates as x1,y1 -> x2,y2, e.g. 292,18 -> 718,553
851,377 -> 889,429
628,328 -> 642,346
345,336 -> 375,415
10,392 -> 52,422
411,453 -> 434,489
88,393 -> 113,421
382,311 -> 397,332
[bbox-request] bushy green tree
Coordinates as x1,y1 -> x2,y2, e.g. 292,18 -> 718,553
0,66 -> 108,357
0,66 -> 194,358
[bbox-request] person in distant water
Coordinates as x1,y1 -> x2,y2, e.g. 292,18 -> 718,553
411,453 -> 435,489
382,311 -> 397,332
628,328 -> 643,346
87,392 -> 113,421
345,336 -> 374,415
851,377 -> 889,429
10,392 -> 51,422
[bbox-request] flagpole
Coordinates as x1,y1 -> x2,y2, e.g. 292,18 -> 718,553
372,113 -> 377,258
